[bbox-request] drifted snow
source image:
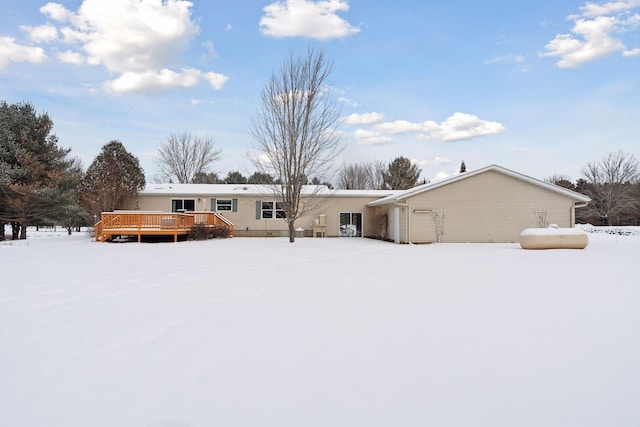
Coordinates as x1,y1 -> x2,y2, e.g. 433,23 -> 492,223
1,229 -> 639,426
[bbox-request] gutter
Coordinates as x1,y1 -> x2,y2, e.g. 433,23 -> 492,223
572,200 -> 589,227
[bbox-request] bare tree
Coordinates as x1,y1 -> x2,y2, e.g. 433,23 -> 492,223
544,173 -> 576,190
337,160 -> 386,189
155,133 -> 221,183
249,48 -> 343,242
580,150 -> 639,225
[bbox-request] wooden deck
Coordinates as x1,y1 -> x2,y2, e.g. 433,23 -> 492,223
95,211 -> 233,242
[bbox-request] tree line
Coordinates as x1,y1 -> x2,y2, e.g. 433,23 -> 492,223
545,150 -> 640,226
0,101 -> 147,240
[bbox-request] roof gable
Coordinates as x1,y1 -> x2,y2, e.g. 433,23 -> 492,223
367,164 -> 591,207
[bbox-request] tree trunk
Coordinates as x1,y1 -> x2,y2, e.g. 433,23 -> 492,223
12,222 -> 19,240
20,223 -> 27,240
288,220 -> 296,243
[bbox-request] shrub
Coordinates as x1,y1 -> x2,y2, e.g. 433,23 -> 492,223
188,224 -> 231,240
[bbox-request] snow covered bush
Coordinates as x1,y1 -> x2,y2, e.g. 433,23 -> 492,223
188,224 -> 231,240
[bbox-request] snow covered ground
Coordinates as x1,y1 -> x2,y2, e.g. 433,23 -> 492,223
1,228 -> 639,426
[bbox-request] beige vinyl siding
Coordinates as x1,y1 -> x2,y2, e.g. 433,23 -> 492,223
406,170 -> 577,243
411,210 -> 436,242
124,194 -> 382,237
384,207 -> 397,242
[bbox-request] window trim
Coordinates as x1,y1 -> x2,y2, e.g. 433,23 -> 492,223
256,200 -> 286,219
171,198 -> 196,212
210,198 -> 237,212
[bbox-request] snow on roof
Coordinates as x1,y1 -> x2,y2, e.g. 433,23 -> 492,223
367,164 -> 591,207
139,183 -> 399,198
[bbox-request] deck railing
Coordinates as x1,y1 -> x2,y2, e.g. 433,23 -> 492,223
96,211 -> 233,242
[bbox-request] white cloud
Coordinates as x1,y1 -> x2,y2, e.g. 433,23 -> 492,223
352,129 -> 393,145
191,99 -> 213,105
422,113 -> 506,142
65,0 -> 199,74
342,112 -> 385,125
542,1 -> 640,67
575,0 -> 640,18
374,113 -> 506,142
21,24 -> 58,43
434,170 -> 453,181
202,71 -> 229,90
10,0 -> 230,93
412,156 -> 452,167
105,68 -> 205,94
623,47 -> 640,55
57,49 -> 85,64
484,54 -> 530,72
507,144 -> 528,152
40,2 -> 73,22
338,96 -> 359,107
541,16 -> 625,67
374,120 -> 424,134
260,0 -> 360,40
0,37 -> 47,69
201,41 -> 218,60
60,27 -> 89,44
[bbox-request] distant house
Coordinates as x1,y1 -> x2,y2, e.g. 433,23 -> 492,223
118,165 -> 590,243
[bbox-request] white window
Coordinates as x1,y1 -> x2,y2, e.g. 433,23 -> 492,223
211,198 -> 237,212
171,199 -> 195,212
258,201 -> 286,219
216,199 -> 232,211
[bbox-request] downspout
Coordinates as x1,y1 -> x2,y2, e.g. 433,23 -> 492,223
572,201 -> 589,227
393,201 -> 411,244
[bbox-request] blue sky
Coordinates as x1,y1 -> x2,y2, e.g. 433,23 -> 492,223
1,0 -> 639,183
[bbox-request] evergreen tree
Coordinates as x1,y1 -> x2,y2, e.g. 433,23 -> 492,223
460,160 -> 467,173
55,157 -> 89,234
382,156 -> 422,190
82,140 -> 145,214
224,171 -> 248,184
247,171 -> 274,184
191,171 -> 221,184
0,101 -> 72,239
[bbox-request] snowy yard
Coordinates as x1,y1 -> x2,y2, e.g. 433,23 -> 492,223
1,229 -> 639,426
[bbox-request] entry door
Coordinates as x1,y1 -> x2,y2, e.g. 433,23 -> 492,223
340,212 -> 362,237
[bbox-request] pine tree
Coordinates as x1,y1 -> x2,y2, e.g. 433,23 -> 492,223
0,101 -> 72,239
191,171 -> 221,184
82,140 -> 145,214
224,171 -> 248,184
460,160 -> 467,173
247,172 -> 274,184
382,156 -> 422,190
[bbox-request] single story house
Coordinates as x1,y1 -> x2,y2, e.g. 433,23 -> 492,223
120,165 -> 590,243
121,184 -> 399,238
